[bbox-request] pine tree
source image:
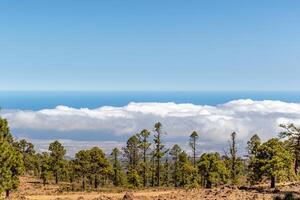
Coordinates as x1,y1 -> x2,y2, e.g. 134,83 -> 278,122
126,168 -> 142,188
49,141 -> 66,184
198,152 -> 229,188
149,155 -> 156,187
229,132 -> 238,185
0,117 -> 13,143
279,123 -> 300,175
247,134 -> 262,185
74,146 -> 112,190
39,152 -> 51,186
16,139 -> 36,173
64,160 -> 77,190
138,129 -> 151,187
0,117 -> 24,198
254,138 -> 293,188
247,134 -> 261,156
124,135 -> 141,170
178,151 -> 195,187
123,135 -> 142,187
153,122 -> 168,186
189,131 -> 199,167
88,147 -> 112,189
110,148 -> 126,186
74,149 -> 90,190
169,144 -> 182,187
162,158 -> 170,186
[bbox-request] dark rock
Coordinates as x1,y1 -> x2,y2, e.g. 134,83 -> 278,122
122,192 -> 134,200
273,188 -> 280,193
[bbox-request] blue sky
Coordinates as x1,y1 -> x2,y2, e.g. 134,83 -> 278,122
0,0 -> 300,91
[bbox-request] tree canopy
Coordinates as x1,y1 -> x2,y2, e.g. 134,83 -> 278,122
255,138 -> 293,188
1,118 -> 299,197
0,117 -> 24,198
198,152 -> 229,188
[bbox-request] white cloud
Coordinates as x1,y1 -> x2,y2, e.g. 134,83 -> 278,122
1,99 -> 299,148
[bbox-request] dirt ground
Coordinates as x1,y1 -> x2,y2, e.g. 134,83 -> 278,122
8,176 -> 300,200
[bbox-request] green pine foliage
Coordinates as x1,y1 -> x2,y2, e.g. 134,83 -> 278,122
74,147 -> 112,190
189,131 -> 199,167
247,134 -> 262,185
253,138 -> 293,188
39,152 -> 52,186
161,158 -> 170,186
16,139 -> 36,174
123,135 -> 142,187
153,122 -> 168,187
88,147 -> 112,188
169,144 -> 182,187
197,152 -> 229,188
138,129 -> 151,187
178,151 -> 197,187
74,149 -> 90,190
225,132 -> 245,185
49,141 -> 66,184
110,148 -> 126,187
279,123 -> 300,175
0,117 -> 24,198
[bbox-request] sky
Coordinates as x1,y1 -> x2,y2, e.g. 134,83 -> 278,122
1,0 -> 300,91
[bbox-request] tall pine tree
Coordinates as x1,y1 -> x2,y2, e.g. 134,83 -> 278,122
169,144 -> 182,187
0,117 -> 24,198
138,129 -> 151,187
49,141 -> 66,184
189,131 -> 199,167
153,122 -> 168,186
279,123 -> 300,175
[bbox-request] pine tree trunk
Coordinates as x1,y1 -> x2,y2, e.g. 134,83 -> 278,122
70,177 -> 74,191
143,149 -> 147,187
206,180 -> 212,188
82,178 -> 85,191
94,176 -> 98,189
55,171 -> 58,184
271,175 -> 276,188
230,132 -> 237,185
295,138 -> 300,175
114,169 -> 117,186
157,158 -> 160,187
295,157 -> 299,175
157,132 -> 161,187
5,190 -> 10,198
193,137 -> 196,182
193,137 -> 196,167
151,168 -> 154,187
174,166 -> 178,187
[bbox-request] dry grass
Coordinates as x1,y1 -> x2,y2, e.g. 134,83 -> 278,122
7,176 -> 300,200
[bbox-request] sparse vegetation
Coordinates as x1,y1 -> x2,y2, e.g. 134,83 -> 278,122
0,117 -> 300,199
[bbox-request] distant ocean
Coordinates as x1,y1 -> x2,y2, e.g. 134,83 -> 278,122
0,91 -> 300,110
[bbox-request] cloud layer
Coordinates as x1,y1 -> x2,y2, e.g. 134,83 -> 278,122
1,99 -> 299,147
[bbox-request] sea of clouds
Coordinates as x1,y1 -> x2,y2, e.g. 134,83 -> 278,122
1,99 -> 299,156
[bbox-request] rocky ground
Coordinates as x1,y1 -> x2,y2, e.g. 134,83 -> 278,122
7,177 -> 300,200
